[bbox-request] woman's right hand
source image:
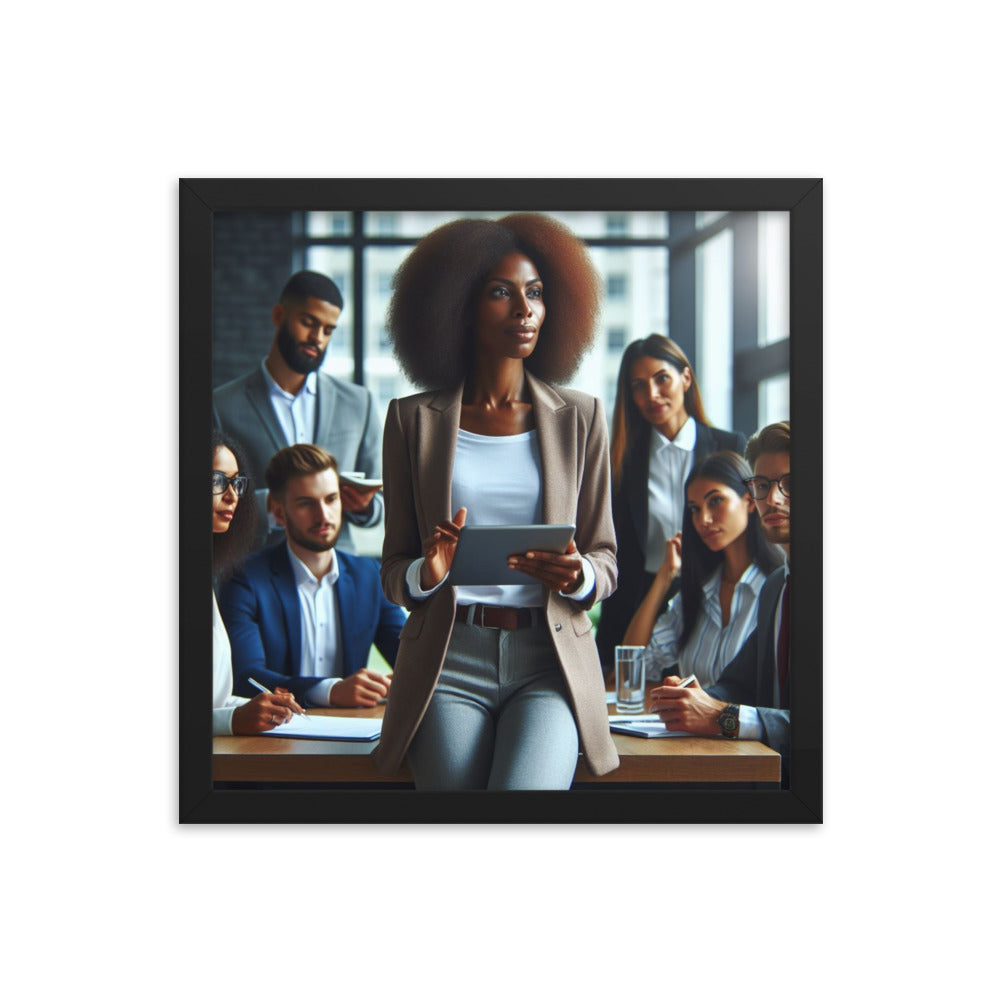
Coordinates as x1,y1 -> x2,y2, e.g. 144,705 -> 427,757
420,507 -> 468,590
231,690 -> 302,735
658,531 -> 682,581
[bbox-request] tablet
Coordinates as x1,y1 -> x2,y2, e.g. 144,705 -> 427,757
448,524 -> 576,586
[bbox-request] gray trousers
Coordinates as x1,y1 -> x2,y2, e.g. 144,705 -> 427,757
407,619 -> 580,791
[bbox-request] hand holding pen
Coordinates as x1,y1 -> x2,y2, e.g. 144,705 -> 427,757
648,674 -> 728,734
230,678 -> 308,735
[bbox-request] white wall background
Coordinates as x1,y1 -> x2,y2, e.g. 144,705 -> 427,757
2,3 -> 994,997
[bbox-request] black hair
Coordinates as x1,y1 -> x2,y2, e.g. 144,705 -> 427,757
279,270 -> 344,310
677,450 -> 783,651
212,429 -> 257,579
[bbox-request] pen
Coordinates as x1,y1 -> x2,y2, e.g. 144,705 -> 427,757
248,677 -> 308,719
634,675 -> 698,719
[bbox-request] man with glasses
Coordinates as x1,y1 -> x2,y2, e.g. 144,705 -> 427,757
213,270 -> 383,553
220,444 -> 405,707
649,421 -> 791,764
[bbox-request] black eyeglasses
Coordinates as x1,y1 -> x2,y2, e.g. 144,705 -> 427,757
212,471 -> 249,496
743,475 -> 790,500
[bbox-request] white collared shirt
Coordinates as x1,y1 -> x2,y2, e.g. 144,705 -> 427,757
645,417 -> 696,573
261,360 -> 318,446
640,562 -> 768,687
287,544 -> 345,707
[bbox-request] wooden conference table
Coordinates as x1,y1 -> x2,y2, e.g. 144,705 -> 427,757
213,689 -> 780,786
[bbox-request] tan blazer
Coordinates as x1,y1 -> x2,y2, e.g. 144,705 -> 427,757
374,372 -> 620,778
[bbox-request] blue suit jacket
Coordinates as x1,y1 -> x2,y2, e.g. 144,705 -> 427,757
707,565 -> 789,758
219,543 -> 405,702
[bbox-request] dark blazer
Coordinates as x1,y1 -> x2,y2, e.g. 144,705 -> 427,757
213,366 -> 383,553
219,543 -> 405,702
707,565 -> 789,758
595,420 -> 746,669
375,373 -> 620,778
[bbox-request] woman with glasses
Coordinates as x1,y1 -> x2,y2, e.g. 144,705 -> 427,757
375,214 -> 619,790
622,450 -> 783,687
212,430 -> 304,736
595,335 -> 746,674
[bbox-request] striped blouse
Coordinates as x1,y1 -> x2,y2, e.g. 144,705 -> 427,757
639,563 -> 768,687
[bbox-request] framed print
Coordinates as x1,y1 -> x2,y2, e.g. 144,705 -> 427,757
180,178 -> 821,824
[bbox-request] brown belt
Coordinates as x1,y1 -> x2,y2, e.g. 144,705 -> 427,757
456,604 -> 539,630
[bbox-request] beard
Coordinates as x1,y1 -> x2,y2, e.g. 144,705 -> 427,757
285,518 -> 342,553
276,321 -> 326,375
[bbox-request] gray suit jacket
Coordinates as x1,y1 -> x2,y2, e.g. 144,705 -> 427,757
213,366 -> 383,553
707,565 -> 789,758
375,373 -> 620,778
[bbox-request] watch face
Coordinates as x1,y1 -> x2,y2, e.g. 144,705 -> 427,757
719,707 -> 739,734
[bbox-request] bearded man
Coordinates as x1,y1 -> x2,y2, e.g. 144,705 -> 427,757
213,271 -> 383,552
220,445 -> 404,707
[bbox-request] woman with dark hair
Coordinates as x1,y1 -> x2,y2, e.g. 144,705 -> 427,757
211,431 -> 304,736
376,214 -> 619,790
622,450 -> 782,686
595,335 -> 745,673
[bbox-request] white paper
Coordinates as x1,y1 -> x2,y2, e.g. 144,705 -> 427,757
259,715 -> 381,741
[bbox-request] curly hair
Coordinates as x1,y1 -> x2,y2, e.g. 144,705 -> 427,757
387,214 -> 603,389
610,335 -> 711,491
212,429 -> 257,579
678,451 -> 783,651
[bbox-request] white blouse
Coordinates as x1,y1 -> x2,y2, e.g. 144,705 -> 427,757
639,563 -> 768,687
213,591 -> 248,736
644,417 -> 696,573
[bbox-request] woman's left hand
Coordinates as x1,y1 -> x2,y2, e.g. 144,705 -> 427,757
508,539 -> 585,593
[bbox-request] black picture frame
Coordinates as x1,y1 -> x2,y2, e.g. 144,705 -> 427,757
180,178 -> 822,824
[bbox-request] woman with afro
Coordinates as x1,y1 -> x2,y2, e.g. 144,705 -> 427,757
374,214 -> 620,789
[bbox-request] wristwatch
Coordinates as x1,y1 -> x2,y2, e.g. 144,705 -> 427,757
717,703 -> 740,738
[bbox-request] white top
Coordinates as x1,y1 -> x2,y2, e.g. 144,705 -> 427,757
287,544 -> 345,707
644,417 -> 696,573
261,360 -> 318,446
406,427 -> 594,606
213,591 -> 249,736
450,428 -> 544,606
640,563 -> 768,687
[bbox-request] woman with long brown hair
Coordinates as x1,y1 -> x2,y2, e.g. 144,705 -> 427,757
595,335 -> 745,673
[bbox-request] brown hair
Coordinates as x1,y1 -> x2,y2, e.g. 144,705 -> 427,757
265,444 -> 339,501
610,335 -> 710,490
745,421 -> 790,468
387,213 -> 603,389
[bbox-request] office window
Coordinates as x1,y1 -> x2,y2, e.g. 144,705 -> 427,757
696,211 -> 727,228
306,212 -> 352,237
607,274 -> 627,300
758,212 -> 790,345
606,213 -> 628,236
607,326 -> 627,350
303,246 -> 353,378
695,228 -> 734,429
759,373 -> 789,427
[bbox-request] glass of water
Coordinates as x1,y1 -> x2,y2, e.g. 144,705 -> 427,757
615,646 -> 646,714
